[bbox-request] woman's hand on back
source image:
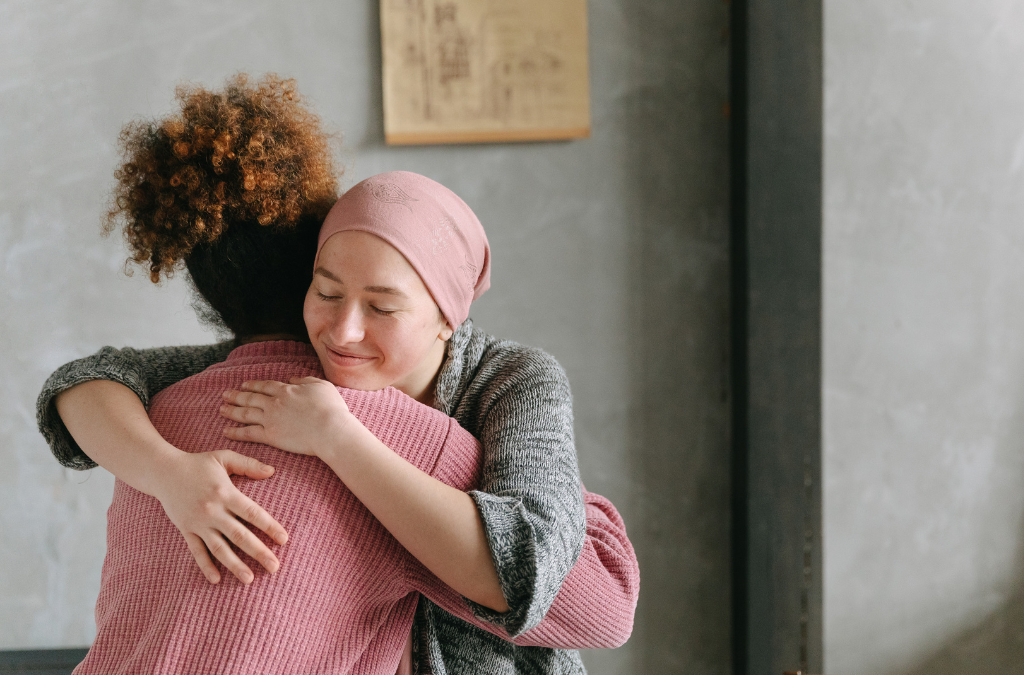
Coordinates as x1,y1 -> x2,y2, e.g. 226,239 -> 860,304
152,449 -> 289,585
219,377 -> 354,457
54,380 -> 288,586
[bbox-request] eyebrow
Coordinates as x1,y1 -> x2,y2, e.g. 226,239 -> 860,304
363,285 -> 409,298
313,268 -> 409,299
313,266 -> 341,282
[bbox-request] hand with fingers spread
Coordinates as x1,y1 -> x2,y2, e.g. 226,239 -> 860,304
53,379 -> 289,587
150,449 -> 289,585
220,377 -> 355,458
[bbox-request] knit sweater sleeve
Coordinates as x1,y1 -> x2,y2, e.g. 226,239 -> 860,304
407,488 -> 639,649
510,490 -> 639,648
36,342 -> 235,470
458,346 -> 586,637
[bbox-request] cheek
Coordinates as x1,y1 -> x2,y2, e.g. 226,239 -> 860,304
303,290 -> 327,336
377,321 -> 431,365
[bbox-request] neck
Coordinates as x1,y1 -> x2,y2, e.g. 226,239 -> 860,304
236,333 -> 310,345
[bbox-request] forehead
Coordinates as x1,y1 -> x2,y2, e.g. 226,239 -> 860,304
316,231 -> 430,296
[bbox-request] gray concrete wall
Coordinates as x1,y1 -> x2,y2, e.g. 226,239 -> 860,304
0,2 -> 731,673
825,1 -> 1024,673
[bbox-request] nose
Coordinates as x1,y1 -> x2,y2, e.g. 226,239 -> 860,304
328,302 -> 366,344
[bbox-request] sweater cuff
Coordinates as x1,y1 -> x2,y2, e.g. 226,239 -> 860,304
467,490 -> 557,636
35,347 -> 151,471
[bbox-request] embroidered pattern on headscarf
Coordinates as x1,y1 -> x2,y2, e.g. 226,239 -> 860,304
367,181 -> 418,211
458,254 -> 478,289
431,216 -> 460,255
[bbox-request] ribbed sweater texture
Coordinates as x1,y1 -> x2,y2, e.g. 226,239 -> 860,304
78,342 -> 480,675
39,322 -> 640,675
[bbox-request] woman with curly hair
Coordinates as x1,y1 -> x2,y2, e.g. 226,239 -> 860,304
38,74 -> 637,674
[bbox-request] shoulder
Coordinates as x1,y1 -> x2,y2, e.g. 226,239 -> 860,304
134,341 -> 237,371
464,323 -> 569,392
447,322 -> 572,433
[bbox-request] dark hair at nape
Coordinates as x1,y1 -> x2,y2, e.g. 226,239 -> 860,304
185,215 -> 320,340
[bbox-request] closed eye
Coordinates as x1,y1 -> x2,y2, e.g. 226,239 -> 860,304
371,306 -> 397,316
317,291 -> 342,301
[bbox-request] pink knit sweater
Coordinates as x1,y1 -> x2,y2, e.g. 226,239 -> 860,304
76,342 -> 638,674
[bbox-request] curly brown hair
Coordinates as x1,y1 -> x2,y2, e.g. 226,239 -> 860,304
105,73 -> 339,283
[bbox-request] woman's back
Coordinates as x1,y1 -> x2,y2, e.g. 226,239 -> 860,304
81,341 -> 480,675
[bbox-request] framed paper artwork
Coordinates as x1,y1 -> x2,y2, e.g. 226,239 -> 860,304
380,0 -> 591,145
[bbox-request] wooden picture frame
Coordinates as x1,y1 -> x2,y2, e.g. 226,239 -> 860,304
380,0 -> 591,145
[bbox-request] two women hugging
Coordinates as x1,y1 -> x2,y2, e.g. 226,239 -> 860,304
37,74 -> 638,675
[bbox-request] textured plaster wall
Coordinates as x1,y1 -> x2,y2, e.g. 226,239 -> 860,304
0,2 -> 731,672
824,1 -> 1024,673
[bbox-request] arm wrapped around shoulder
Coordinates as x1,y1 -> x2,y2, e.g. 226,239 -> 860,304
36,342 -> 234,469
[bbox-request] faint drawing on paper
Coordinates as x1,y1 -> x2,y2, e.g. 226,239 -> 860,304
380,0 -> 591,145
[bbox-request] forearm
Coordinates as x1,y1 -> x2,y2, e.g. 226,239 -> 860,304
54,380 -> 182,496
37,342 -> 234,470
318,421 -> 509,613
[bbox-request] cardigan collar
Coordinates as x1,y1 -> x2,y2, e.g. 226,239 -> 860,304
433,319 -> 475,416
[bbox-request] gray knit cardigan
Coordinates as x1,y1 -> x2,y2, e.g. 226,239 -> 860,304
36,319 -> 588,675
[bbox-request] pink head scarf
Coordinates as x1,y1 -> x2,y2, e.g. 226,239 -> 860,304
315,171 -> 491,328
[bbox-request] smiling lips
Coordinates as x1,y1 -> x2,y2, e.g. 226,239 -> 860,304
325,346 -> 375,368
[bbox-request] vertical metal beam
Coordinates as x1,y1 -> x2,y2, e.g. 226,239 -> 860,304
731,1 -> 823,674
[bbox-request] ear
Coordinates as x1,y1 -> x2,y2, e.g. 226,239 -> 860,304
439,321 -> 455,341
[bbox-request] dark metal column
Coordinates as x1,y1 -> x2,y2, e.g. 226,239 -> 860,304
730,1 -> 823,674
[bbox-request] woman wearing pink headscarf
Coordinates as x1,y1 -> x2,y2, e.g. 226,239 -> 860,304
218,171 -> 639,672
42,172 -> 637,674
